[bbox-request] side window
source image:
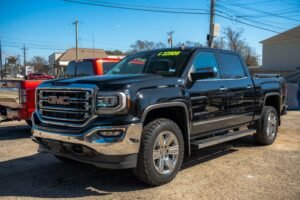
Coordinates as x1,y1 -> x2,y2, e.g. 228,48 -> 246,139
191,51 -> 220,79
64,62 -> 76,78
218,53 -> 246,79
76,61 -> 94,76
103,62 -> 117,74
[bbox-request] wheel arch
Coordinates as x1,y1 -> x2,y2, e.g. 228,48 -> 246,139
263,92 -> 281,124
141,102 -> 191,155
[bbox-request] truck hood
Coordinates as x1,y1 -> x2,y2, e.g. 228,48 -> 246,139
39,74 -> 184,91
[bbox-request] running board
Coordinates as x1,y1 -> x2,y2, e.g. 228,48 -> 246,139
191,129 -> 256,150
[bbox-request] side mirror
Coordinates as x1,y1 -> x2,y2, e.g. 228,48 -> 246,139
190,67 -> 217,81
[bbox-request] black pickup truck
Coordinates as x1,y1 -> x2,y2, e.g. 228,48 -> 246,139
32,47 -> 287,186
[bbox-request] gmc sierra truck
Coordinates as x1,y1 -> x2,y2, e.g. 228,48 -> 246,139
32,47 -> 287,186
0,58 -> 120,125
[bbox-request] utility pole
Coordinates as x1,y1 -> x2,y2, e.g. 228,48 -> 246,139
167,31 -> 174,47
21,45 -> 28,67
0,39 -> 2,72
0,39 -> 3,80
220,37 -> 224,49
92,34 -> 95,58
17,55 -> 21,74
73,20 -> 79,60
208,0 -> 215,48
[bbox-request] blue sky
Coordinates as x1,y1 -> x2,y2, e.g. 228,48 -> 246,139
0,0 -> 299,64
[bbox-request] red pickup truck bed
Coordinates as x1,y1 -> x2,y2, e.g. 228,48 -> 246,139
0,80 -> 43,124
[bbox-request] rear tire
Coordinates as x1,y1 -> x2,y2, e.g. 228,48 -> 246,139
254,106 -> 278,145
134,118 -> 184,186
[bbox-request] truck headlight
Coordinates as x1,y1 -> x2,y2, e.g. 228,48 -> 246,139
96,92 -> 128,114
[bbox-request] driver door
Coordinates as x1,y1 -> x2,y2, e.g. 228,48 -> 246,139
187,50 -> 230,136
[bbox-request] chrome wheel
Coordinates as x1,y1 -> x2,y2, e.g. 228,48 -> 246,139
267,112 -> 277,137
152,131 -> 179,175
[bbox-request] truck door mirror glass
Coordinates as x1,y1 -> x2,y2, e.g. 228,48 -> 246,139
190,67 -> 217,81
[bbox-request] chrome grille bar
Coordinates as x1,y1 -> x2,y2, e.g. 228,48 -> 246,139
37,88 -> 93,124
39,105 -> 91,112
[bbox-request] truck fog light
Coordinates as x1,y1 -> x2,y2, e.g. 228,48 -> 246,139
97,130 -> 124,137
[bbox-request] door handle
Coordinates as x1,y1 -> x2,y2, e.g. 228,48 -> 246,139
219,87 -> 228,91
246,85 -> 253,89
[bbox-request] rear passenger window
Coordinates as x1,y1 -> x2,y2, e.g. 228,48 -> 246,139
103,62 -> 117,74
218,53 -> 246,79
76,61 -> 94,76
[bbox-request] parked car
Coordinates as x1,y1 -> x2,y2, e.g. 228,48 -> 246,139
0,58 -> 120,125
16,74 -> 24,79
26,73 -> 55,80
32,48 -> 287,186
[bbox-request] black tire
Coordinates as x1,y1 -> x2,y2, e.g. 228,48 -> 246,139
134,118 -> 184,186
254,106 -> 279,145
54,155 -> 79,164
25,120 -> 32,128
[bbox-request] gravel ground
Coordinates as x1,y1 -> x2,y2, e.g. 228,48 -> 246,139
0,112 -> 299,200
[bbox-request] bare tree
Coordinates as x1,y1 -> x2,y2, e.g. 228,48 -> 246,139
105,50 -> 125,55
214,26 -> 260,66
243,46 -> 259,66
130,40 -> 166,53
223,27 -> 245,52
154,42 -> 167,49
28,56 -> 48,73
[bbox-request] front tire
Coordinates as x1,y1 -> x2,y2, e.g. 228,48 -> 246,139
134,118 -> 184,186
254,106 -> 279,145
54,155 -> 79,164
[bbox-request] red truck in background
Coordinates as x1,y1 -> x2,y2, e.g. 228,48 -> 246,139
63,58 -> 120,78
0,57 -> 120,126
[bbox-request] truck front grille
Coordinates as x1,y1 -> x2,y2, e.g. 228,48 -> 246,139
37,89 -> 93,124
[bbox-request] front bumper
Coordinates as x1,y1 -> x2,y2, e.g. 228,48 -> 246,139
32,123 -> 143,169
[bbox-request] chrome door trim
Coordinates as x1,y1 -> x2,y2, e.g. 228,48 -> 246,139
192,112 -> 254,126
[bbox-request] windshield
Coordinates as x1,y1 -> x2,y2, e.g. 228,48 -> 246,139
106,49 -> 191,77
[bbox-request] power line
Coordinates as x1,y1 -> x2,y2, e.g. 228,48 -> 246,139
215,9 -> 287,31
218,0 -> 300,22
88,0 -> 209,11
1,36 -> 71,46
63,0 -> 210,15
2,44 -> 66,51
65,0 -> 297,37
3,37 -> 129,50
2,40 -> 68,49
215,13 -> 282,34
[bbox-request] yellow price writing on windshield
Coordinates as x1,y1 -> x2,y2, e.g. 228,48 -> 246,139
157,51 -> 181,56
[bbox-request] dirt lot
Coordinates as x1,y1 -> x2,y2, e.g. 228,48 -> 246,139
0,112 -> 299,200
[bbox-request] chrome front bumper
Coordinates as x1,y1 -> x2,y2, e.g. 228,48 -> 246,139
32,123 -> 143,156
